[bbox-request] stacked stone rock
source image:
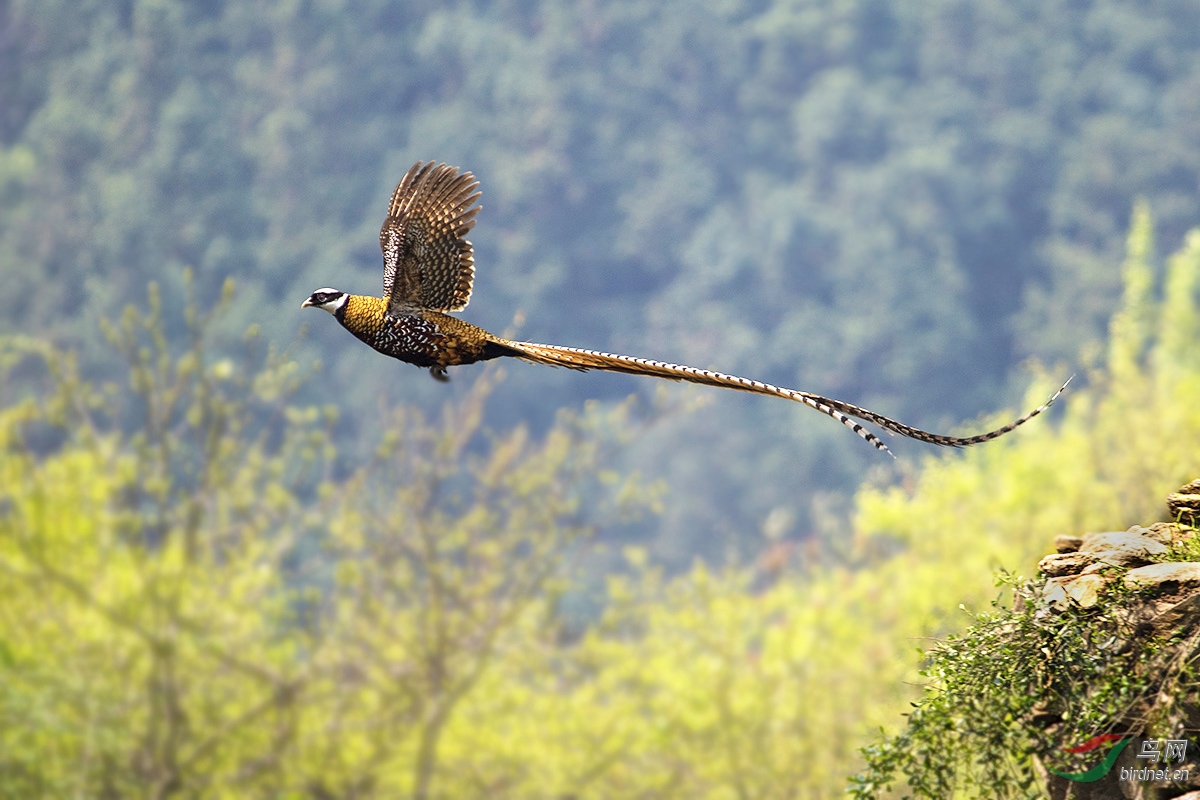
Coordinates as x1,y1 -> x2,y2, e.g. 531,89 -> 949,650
1035,478 -> 1200,800
1039,479 -> 1200,611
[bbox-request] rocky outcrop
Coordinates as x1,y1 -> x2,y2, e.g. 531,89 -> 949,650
1039,523 -> 1190,611
1036,479 -> 1200,800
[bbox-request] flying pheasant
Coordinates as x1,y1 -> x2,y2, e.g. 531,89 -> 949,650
303,161 -> 1068,456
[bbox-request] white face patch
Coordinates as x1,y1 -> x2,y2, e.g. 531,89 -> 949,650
302,288 -> 349,315
320,293 -> 349,315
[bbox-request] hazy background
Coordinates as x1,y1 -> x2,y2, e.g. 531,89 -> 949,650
4,0 -> 1200,567
6,2 -> 1200,797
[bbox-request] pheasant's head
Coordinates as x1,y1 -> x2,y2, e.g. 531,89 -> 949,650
301,288 -> 348,316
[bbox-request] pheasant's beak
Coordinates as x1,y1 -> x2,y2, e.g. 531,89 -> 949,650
301,297 -> 315,309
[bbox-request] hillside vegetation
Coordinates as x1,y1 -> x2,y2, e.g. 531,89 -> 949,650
3,204 -> 1198,795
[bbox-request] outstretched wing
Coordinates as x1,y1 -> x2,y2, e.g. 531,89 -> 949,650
380,161 -> 482,312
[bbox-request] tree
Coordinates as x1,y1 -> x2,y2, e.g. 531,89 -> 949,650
0,278 -> 655,797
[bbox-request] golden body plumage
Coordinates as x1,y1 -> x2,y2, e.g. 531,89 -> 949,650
303,161 -> 1068,456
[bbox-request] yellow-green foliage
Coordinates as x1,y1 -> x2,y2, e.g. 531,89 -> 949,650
839,207 -> 1200,793
0,280 -> 655,798
854,204 -> 1200,585
456,207 -> 1200,799
2,211 -> 1199,798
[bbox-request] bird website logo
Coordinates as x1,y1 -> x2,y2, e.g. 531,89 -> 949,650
1049,734 -> 1190,784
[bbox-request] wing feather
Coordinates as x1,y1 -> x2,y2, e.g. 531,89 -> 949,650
380,162 -> 481,312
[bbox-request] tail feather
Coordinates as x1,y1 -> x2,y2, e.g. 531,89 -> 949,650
500,339 -> 1070,457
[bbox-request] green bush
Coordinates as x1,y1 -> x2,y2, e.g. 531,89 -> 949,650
846,206 -> 1200,798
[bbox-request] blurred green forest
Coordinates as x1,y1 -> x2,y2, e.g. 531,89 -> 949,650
3,209 -> 1199,797
4,2 -> 1200,795
4,0 -> 1200,560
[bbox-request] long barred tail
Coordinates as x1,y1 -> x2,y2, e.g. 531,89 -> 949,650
499,339 -> 1071,458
